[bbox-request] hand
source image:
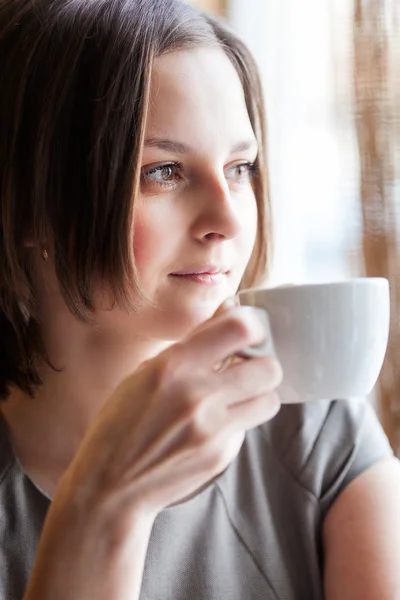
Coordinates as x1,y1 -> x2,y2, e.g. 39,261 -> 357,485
60,303 -> 283,523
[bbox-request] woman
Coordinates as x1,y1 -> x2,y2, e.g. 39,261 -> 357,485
0,1 -> 399,599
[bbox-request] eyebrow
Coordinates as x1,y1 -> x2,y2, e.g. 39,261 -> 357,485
143,137 -> 258,155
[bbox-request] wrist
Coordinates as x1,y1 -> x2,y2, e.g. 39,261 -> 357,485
55,469 -> 157,553
25,483 -> 156,600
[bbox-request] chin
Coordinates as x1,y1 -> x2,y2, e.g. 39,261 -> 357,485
176,304 -> 220,339
149,298 -> 222,342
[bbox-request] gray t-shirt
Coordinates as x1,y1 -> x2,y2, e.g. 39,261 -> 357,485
0,399 -> 394,600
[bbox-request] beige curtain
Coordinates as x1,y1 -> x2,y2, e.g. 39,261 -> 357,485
188,0 -> 226,16
353,0 -> 400,454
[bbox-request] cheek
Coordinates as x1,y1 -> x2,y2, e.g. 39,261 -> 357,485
133,214 -> 161,274
239,195 -> 259,251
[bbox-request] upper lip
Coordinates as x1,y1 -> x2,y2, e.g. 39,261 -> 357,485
170,265 -> 229,275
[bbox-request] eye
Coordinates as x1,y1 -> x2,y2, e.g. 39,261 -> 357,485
225,161 -> 257,183
142,162 -> 183,187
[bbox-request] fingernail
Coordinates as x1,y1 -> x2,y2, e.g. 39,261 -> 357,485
224,296 -> 240,308
239,307 -> 277,358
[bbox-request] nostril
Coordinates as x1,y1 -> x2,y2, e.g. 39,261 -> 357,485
205,232 -> 225,241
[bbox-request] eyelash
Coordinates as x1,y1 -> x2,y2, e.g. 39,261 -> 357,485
141,161 -> 258,189
227,161 -> 258,182
142,162 -> 184,188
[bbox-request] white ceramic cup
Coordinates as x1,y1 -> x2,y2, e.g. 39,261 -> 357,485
237,278 -> 390,404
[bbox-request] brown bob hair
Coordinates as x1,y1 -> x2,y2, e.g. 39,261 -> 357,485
0,0 -> 272,400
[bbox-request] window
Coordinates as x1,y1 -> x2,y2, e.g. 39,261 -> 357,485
229,0 -> 362,285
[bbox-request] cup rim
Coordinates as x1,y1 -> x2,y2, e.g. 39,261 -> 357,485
238,277 -> 389,297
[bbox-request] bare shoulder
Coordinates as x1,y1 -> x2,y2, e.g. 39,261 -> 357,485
323,457 -> 400,600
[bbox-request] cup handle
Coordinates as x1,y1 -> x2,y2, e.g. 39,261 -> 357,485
236,307 -> 277,359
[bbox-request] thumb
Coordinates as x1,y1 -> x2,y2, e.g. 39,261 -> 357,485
183,295 -> 240,344
213,295 -> 240,318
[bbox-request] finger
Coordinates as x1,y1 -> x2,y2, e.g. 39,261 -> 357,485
180,306 -> 270,369
236,308 -> 276,359
186,295 -> 239,340
212,295 -> 240,318
211,297 -> 241,372
213,354 -> 283,406
228,391 -> 281,430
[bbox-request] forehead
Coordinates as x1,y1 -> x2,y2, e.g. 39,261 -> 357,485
145,47 -> 255,152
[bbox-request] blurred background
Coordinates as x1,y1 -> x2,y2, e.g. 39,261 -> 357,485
190,0 -> 400,455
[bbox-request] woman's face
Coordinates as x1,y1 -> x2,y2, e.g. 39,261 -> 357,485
130,47 -> 259,340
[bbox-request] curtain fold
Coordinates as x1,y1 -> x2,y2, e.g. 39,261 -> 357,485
353,0 -> 400,454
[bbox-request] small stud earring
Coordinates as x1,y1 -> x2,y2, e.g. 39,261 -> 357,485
42,248 -> 49,261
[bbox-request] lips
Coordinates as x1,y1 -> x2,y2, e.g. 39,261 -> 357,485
170,265 -> 229,276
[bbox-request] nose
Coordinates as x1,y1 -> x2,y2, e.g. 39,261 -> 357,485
190,173 -> 242,243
